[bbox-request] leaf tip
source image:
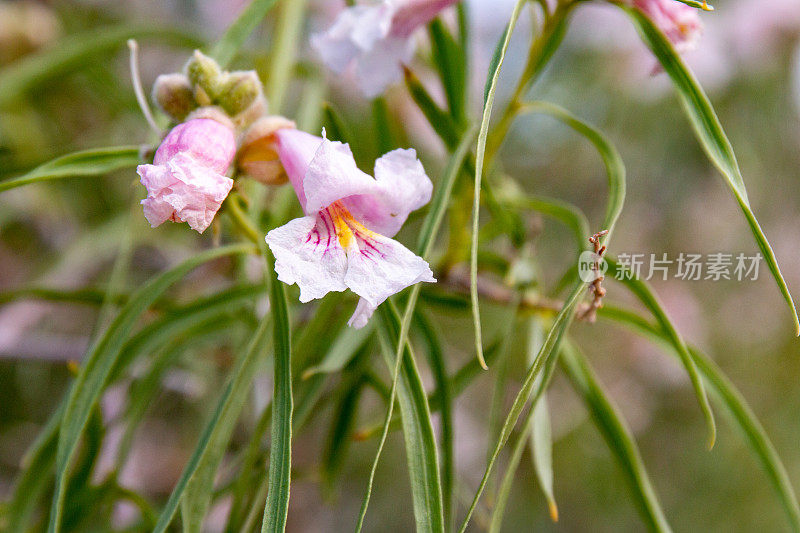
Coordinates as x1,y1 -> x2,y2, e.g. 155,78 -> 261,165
548,500 -> 559,522
706,425 -> 717,451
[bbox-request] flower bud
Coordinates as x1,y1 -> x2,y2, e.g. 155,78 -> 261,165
152,73 -> 197,121
217,70 -> 262,117
237,116 -> 297,185
185,50 -> 223,103
137,117 -> 236,232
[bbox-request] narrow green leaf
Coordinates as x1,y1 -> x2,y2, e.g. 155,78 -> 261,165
606,257 -> 716,449
152,303 -> 271,533
528,319 -> 557,522
180,315 -> 262,533
459,280 -> 585,532
4,405 -> 61,533
428,18 -> 467,124
261,251 -> 293,533
489,317 -> 559,532
518,101 -> 626,241
404,67 -> 461,149
414,312 -> 455,531
598,305 -> 800,532
48,244 -> 254,533
0,26 -> 200,107
372,304 -> 445,533
471,0 -> 527,370
321,102 -> 351,144
0,147 -> 140,193
226,401 -> 272,532
210,0 -> 279,69
560,341 -> 673,533
623,5 -> 799,335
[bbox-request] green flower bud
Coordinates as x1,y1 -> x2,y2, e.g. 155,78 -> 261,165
185,50 -> 223,101
217,70 -> 263,117
151,73 -> 197,121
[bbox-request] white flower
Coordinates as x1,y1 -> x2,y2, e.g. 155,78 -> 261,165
265,128 -> 435,328
312,0 -> 458,97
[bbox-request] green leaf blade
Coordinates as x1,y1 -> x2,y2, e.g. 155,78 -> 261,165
0,146 -> 140,193
623,6 -> 798,335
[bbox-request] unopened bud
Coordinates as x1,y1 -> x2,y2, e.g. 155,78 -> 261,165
238,115 -> 296,185
185,50 -> 223,101
217,70 -> 262,117
152,73 -> 196,121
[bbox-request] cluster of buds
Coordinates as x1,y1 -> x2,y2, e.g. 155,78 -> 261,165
152,50 -> 265,126
137,51 -> 299,233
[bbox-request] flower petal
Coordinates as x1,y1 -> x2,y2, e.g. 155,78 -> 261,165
391,0 -> 459,38
353,34 -> 414,98
311,3 -> 395,73
266,213 -> 349,303
274,128 -> 324,210
343,148 -> 432,237
137,153 -> 233,233
153,118 -> 236,174
343,233 -> 435,327
302,136 -> 378,214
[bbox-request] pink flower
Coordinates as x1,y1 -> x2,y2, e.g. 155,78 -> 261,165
265,128 -> 435,328
633,0 -> 703,53
137,118 -> 235,233
312,0 -> 459,97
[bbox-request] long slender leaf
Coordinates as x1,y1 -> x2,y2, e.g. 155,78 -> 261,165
48,243 -> 254,533
623,5 -> 799,335
458,280 -> 585,532
0,147 -> 140,193
261,252 -> 293,533
373,304 -> 445,533
265,0 -> 309,113
0,25 -> 200,107
152,302 -> 271,533
489,317 -> 559,532
414,312 -> 455,531
518,101 -> 626,241
471,0 -> 527,369
598,305 -> 800,532
606,257 -> 716,448
179,315 -> 264,533
560,341 -> 672,532
210,0 -> 279,69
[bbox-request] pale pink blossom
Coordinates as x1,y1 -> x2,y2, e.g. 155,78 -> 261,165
632,0 -> 703,53
265,128 -> 435,328
137,118 -> 235,233
312,0 -> 458,97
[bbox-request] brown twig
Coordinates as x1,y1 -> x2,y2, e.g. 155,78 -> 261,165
578,230 -> 609,322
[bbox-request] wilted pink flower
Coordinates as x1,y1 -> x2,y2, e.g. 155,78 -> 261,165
312,0 -> 458,97
633,0 -> 703,53
137,118 -> 235,233
265,128 -> 435,328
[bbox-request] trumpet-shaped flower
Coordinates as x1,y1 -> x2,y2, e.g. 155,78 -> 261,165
137,118 -> 235,233
312,0 -> 458,97
265,128 -> 435,328
633,0 -> 703,53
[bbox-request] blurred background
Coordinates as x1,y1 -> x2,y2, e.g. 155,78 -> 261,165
1,0 -> 799,531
